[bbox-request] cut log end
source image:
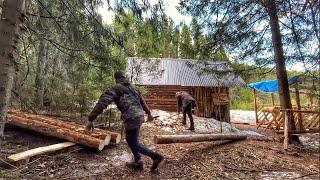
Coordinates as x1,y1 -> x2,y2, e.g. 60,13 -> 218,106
104,134 -> 111,146
98,142 -> 105,151
114,134 -> 121,144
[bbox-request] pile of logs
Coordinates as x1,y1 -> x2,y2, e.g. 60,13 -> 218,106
7,110 -> 121,150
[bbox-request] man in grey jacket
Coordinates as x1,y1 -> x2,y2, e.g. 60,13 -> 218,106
86,71 -> 163,172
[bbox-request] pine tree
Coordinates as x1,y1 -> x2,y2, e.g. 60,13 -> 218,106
180,24 -> 193,59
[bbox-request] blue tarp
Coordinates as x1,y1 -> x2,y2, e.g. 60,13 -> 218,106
248,76 -> 300,93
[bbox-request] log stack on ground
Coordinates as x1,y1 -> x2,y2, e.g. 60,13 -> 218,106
9,111 -> 121,143
7,110 -> 121,150
154,133 -> 247,144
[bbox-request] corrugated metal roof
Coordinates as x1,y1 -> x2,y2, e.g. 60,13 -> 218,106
126,57 -> 246,87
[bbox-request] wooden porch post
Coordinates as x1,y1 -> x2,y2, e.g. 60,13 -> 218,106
227,87 -> 230,123
309,95 -> 314,107
284,109 -> 289,150
253,89 -> 259,125
294,84 -> 302,131
271,93 -> 275,106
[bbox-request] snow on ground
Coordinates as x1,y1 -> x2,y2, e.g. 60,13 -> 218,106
149,109 -> 262,136
230,109 -> 256,124
298,133 -> 320,151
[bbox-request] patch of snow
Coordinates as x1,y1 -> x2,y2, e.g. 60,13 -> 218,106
110,151 -> 132,167
150,109 -> 242,133
260,171 -> 300,179
298,133 -> 320,151
150,109 -> 266,136
195,117 -> 241,133
230,110 -> 256,124
162,127 -> 174,133
86,163 -> 110,174
242,130 -> 264,137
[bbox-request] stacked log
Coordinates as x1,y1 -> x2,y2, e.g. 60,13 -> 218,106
7,111 -> 121,150
9,111 -> 121,143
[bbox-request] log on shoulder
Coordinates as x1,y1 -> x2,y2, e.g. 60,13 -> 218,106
154,133 -> 247,144
7,142 -> 76,162
7,115 -> 109,150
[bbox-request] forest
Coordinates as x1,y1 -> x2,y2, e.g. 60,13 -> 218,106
0,0 -> 319,179
1,0 -> 318,115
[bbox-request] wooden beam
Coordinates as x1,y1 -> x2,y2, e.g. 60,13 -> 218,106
7,142 -> 76,162
252,89 -> 259,125
280,109 -> 320,113
271,93 -> 275,106
284,110 -> 289,150
294,85 -> 303,131
154,133 -> 247,144
276,129 -> 320,134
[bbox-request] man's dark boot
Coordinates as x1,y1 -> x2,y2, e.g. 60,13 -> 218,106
188,127 -> 195,131
126,160 -> 143,170
151,155 -> 164,172
188,118 -> 195,131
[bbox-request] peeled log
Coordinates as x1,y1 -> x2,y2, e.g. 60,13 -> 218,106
9,111 -> 121,143
154,133 -> 247,144
7,115 -> 109,150
8,142 -> 76,162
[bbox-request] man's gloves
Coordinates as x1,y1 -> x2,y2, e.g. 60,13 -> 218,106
85,121 -> 94,134
147,113 -> 154,122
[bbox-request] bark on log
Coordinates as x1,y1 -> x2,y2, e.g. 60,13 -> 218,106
9,111 -> 121,143
7,115 -> 109,150
154,133 -> 247,144
7,142 -> 76,162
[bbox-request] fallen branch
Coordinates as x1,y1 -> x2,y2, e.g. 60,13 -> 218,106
224,165 -> 278,172
0,158 -> 18,168
295,172 -> 320,179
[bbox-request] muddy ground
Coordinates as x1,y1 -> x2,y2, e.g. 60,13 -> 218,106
1,115 -> 319,180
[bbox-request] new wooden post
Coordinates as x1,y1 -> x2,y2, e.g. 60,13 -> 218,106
252,89 -> 259,125
284,110 -> 289,150
271,93 -> 275,106
294,85 -> 302,131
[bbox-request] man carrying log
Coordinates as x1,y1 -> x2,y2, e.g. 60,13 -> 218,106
176,91 -> 196,131
86,71 -> 163,172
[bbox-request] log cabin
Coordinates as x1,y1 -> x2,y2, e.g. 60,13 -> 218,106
126,57 -> 246,122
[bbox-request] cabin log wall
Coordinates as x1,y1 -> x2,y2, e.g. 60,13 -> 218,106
141,85 -> 230,121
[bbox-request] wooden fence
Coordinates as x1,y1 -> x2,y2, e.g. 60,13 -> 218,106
256,105 -> 319,131
282,109 -> 320,150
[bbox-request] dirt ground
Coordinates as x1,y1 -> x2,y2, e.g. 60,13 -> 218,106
1,116 -> 319,180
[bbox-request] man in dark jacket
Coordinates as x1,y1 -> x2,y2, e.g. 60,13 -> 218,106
176,91 -> 196,130
86,71 -> 163,172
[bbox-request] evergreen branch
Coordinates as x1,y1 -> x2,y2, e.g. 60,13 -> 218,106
26,12 -> 67,19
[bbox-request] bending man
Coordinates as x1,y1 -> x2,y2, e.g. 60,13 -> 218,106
176,91 -> 197,131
